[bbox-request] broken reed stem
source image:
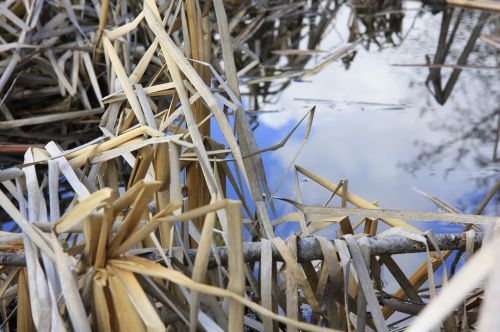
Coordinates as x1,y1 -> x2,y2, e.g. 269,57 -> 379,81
446,0 -> 500,12
1,232 -> 483,267
185,0 -> 213,237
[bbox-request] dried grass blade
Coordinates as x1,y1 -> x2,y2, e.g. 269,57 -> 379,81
93,272 -> 112,331
110,257 -> 338,332
226,201 -> 245,331
143,0 -> 250,189
102,36 -> 146,125
303,205 -> 497,225
260,239 -> 275,331
285,236 -> 299,332
107,269 -> 147,331
189,209 -> 216,331
0,190 -> 54,261
17,268 -> 35,331
112,267 -> 165,331
46,142 -> 90,199
54,188 -> 114,234
0,108 -> 104,130
408,236 -> 499,332
271,237 -> 321,312
53,235 -> 91,332
296,166 -> 420,232
344,235 -> 388,332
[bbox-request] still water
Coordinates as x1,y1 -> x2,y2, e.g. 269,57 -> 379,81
238,1 -> 499,240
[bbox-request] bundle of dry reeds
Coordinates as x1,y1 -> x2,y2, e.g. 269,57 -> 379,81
0,0 -> 499,331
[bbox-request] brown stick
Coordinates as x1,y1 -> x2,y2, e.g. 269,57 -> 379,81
185,0 -> 213,239
2,232 -> 482,267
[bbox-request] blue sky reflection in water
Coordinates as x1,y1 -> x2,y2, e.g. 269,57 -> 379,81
244,4 -> 498,226
236,2 -> 499,291
8,4 -> 495,238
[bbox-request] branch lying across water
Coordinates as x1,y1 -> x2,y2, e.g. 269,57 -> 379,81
0,232 -> 483,267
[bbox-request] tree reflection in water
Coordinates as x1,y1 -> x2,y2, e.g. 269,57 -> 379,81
233,0 -> 499,209
401,8 -> 499,211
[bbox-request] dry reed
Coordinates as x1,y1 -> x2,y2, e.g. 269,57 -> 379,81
0,0 -> 498,331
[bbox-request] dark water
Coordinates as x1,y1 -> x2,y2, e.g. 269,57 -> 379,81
240,2 -> 499,232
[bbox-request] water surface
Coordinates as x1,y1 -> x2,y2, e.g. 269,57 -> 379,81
240,2 -> 499,240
